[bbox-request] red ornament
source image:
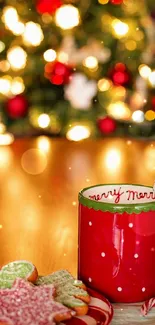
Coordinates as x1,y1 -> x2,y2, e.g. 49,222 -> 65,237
36,0 -> 62,14
110,0 -> 123,5
45,61 -> 72,85
110,63 -> 130,86
97,116 -> 116,134
6,95 -> 28,119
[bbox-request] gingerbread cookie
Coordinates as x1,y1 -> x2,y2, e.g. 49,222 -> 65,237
36,270 -> 90,316
0,278 -> 73,325
0,260 -> 38,288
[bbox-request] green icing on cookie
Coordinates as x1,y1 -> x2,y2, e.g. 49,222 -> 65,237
0,260 -> 34,289
36,270 -> 89,308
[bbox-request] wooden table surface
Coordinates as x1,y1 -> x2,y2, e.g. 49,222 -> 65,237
0,136 -> 155,278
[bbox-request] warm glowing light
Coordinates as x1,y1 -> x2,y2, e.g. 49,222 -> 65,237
125,40 -> 137,51
11,77 -> 25,95
21,149 -> 47,175
98,78 -> 112,91
42,13 -> 53,24
0,60 -> 10,72
0,133 -> 14,145
38,114 -> 50,128
107,102 -> 131,120
139,64 -> 151,79
2,6 -> 18,29
132,110 -> 144,123
148,71 -> 155,87
7,46 -> 27,70
57,51 -> 69,63
37,136 -> 50,153
11,22 -> 25,35
105,149 -> 121,171
145,110 -> 155,121
0,41 -> 5,53
23,22 -> 44,46
83,56 -> 98,69
0,75 -> 12,95
55,5 -> 80,30
66,125 -> 91,141
43,49 -> 56,62
112,19 -> 129,38
0,123 -> 6,134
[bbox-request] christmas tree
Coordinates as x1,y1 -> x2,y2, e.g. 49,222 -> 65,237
0,0 -> 155,142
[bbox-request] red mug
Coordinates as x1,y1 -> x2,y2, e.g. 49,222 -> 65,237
78,184 -> 155,303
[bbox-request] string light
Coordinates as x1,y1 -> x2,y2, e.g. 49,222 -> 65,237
38,114 -> 50,128
112,19 -> 129,38
132,110 -> 144,123
55,5 -> 80,30
107,102 -> 131,120
83,56 -> 98,69
139,64 -> 151,79
145,110 -> 155,121
7,46 -> 27,70
11,77 -> 25,95
66,125 -> 91,141
0,42 -> 5,53
98,78 -> 112,91
0,76 -> 12,96
148,71 -> 155,87
23,22 -> 44,46
43,49 -> 57,62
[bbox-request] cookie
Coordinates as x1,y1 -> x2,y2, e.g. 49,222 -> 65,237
36,270 -> 90,316
0,278 -> 74,325
0,260 -> 38,288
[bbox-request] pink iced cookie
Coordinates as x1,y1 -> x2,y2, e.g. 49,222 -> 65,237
0,278 -> 74,325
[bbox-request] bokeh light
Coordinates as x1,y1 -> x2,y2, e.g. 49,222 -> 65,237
7,46 -> 27,70
145,110 -> 155,121
23,22 -> 44,46
43,49 -> 57,62
66,125 -> 91,141
21,149 -> 47,175
83,56 -> 98,69
37,136 -> 50,153
107,102 -> 131,120
0,75 -> 12,96
0,133 -> 14,146
11,77 -> 25,95
38,114 -> 50,128
98,78 -> 112,91
138,64 -> 151,79
112,19 -> 129,38
104,149 -> 121,171
132,110 -> 144,123
55,5 -> 80,30
0,42 -> 5,53
148,71 -> 155,87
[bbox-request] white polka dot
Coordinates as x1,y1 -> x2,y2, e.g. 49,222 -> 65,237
89,221 -> 92,226
151,247 -> 155,252
134,253 -> 139,259
129,268 -> 132,271
101,252 -> 106,257
120,308 -> 124,311
136,241 -> 140,245
117,287 -> 122,292
129,223 -> 133,228
121,239 -> 124,243
88,277 -> 92,282
142,287 -> 146,292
